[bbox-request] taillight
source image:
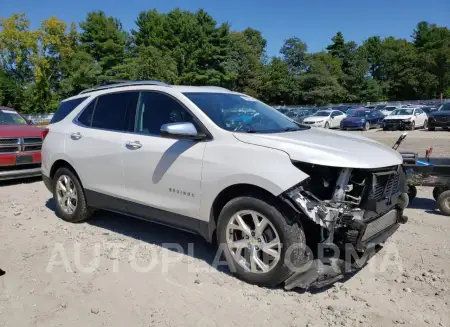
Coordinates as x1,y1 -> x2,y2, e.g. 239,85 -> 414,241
42,128 -> 49,140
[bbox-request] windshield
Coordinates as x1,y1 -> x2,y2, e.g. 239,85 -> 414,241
375,104 -> 386,110
183,93 -> 307,133
351,110 -> 370,117
313,111 -> 331,117
0,110 -> 28,125
384,106 -> 396,112
391,109 -> 414,115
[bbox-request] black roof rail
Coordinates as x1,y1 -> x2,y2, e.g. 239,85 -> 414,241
79,80 -> 170,95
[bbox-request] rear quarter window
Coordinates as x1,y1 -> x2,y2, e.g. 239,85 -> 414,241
51,97 -> 88,124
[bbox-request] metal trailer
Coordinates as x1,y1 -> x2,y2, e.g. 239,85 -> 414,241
397,142 -> 450,216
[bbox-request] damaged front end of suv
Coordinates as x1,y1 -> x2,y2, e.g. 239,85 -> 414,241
280,162 -> 409,289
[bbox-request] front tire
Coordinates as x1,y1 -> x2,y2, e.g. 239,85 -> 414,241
408,121 -> 415,130
428,126 -> 435,131
423,120 -> 428,129
217,196 -> 307,287
324,122 -> 330,129
53,167 -> 94,223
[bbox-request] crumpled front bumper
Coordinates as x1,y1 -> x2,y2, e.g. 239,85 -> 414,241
284,213 -> 408,290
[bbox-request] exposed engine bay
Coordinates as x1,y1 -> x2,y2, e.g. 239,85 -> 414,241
281,162 -> 409,251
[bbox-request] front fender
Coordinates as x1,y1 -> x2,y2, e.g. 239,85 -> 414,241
198,140 -> 308,222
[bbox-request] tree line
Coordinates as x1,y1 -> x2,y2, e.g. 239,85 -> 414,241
0,10 -> 449,113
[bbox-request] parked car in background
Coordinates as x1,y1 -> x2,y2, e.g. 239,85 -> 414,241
421,106 -> 438,115
276,108 -> 289,115
302,110 -> 346,128
42,81 -> 408,289
383,108 -> 428,130
380,105 -> 399,116
285,108 -> 317,124
340,109 -> 384,131
332,105 -> 349,113
346,107 -> 372,116
374,104 -> 387,111
0,106 -> 44,180
428,102 -> 450,131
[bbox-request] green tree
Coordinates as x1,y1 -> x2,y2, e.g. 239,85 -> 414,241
298,52 -> 346,105
258,57 -> 296,104
226,28 -> 266,96
413,22 -> 450,99
79,11 -> 128,76
327,32 -> 373,102
280,37 -> 307,74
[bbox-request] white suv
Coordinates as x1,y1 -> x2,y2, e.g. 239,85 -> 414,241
42,81 -> 409,289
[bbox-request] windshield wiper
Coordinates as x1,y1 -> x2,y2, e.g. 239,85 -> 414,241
284,127 -> 300,132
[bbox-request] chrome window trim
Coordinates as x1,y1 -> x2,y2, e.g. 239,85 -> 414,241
72,89 -> 213,141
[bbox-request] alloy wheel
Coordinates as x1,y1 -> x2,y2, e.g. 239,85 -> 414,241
55,175 -> 78,214
226,210 -> 281,274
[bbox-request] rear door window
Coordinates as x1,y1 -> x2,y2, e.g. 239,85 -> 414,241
90,92 -> 139,132
51,97 -> 88,124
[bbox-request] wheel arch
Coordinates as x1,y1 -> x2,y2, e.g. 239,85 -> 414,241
207,183 -> 303,242
49,159 -> 84,189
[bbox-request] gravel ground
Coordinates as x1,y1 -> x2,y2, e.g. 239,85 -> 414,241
0,130 -> 449,327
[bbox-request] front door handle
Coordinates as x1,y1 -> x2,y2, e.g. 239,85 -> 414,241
70,132 -> 82,140
125,141 -> 142,150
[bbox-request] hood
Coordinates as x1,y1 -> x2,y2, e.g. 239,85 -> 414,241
384,115 -> 412,120
303,116 -> 328,122
233,128 -> 402,169
0,124 -> 43,138
343,116 -> 366,122
430,111 -> 450,117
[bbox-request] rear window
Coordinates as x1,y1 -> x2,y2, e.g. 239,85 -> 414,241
51,97 -> 88,124
90,92 -> 138,131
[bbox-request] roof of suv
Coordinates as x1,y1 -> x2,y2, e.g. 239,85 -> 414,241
63,84 -> 237,102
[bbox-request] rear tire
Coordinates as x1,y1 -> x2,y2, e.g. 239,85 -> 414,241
437,190 -> 450,216
217,196 -> 308,287
53,167 -> 94,223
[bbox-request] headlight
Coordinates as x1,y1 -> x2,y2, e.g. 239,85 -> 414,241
360,119 -> 366,123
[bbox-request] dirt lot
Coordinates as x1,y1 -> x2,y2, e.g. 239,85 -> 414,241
0,130 -> 449,327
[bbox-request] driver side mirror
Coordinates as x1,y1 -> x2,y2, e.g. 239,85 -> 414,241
160,122 -> 205,140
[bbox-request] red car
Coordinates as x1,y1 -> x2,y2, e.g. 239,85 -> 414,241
0,106 -> 45,181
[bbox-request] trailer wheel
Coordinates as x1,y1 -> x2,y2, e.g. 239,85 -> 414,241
407,185 -> 417,202
433,187 -> 449,201
437,190 -> 450,216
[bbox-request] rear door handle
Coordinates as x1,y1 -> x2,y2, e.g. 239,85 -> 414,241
125,141 -> 142,150
70,132 -> 82,140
